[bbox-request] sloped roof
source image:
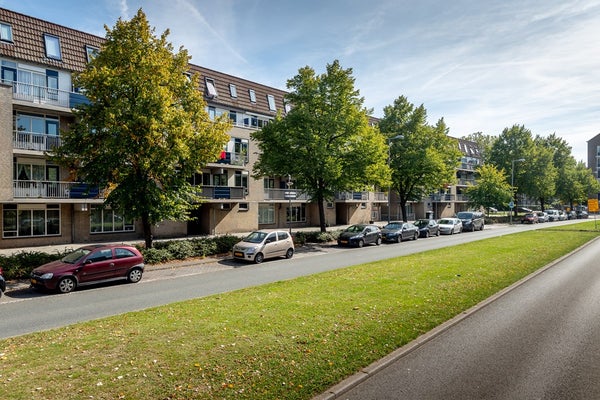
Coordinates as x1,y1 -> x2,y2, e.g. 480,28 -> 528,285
456,137 -> 481,158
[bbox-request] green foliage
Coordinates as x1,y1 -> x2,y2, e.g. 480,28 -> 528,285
465,164 -> 512,210
50,9 -> 230,248
207,235 -> 243,254
379,96 -> 461,221
139,247 -> 173,264
252,60 -> 390,232
295,230 -> 339,244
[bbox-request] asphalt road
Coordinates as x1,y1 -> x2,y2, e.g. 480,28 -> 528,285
0,220 -> 588,340
331,230 -> 600,399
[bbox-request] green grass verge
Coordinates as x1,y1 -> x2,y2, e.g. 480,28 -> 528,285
1,227 -> 599,399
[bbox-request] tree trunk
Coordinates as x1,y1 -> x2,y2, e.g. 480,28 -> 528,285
317,192 -> 327,233
142,212 -> 153,249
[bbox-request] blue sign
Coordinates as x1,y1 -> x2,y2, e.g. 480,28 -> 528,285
508,201 -> 514,209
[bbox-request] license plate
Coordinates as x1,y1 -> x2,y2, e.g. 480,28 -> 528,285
234,251 -> 244,257
340,240 -> 348,244
31,279 -> 37,285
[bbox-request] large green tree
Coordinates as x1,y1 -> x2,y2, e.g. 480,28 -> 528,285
251,60 -> 389,232
560,161 -> 600,209
52,9 -> 230,248
465,164 -> 512,212
523,136 -> 557,211
378,96 -> 461,221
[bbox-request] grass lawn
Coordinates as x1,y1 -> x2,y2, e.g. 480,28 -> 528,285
1,224 -> 599,399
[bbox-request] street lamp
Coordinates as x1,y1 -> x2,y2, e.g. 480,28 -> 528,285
387,134 -> 404,223
510,158 -> 525,225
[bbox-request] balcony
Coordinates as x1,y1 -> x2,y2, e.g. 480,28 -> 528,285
430,194 -> 455,202
263,188 -> 309,201
197,185 -> 245,200
10,81 -> 70,108
14,131 -> 61,152
335,191 -> 369,201
13,181 -> 101,199
215,151 -> 248,166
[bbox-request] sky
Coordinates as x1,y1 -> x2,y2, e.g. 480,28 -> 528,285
3,0 -> 599,163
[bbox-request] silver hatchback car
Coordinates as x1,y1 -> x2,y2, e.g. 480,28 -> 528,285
232,230 -> 295,263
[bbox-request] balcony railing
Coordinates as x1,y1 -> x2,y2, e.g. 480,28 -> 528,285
216,151 -> 248,166
371,192 -> 388,202
13,181 -> 101,199
430,194 -> 455,202
9,81 -> 70,108
197,185 -> 246,199
335,191 -> 369,201
263,188 -> 309,201
13,130 -> 61,152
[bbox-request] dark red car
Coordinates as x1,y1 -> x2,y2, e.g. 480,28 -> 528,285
520,213 -> 538,224
30,244 -> 144,293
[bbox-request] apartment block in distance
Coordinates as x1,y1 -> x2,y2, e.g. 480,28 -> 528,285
0,7 -> 389,249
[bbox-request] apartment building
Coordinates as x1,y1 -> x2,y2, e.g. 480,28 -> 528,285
587,133 -> 600,182
0,8 -> 386,249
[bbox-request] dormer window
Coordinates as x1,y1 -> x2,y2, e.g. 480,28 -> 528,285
249,89 -> 256,103
0,22 -> 13,43
205,78 -> 218,98
267,94 -> 276,111
229,83 -> 237,98
44,34 -> 62,60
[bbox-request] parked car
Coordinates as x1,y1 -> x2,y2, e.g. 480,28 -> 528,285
545,209 -> 560,221
535,211 -> 548,223
521,213 -> 538,224
438,218 -> 463,235
337,224 -> 382,247
232,230 -> 294,263
558,210 -> 567,221
381,222 -> 419,243
456,211 -> 485,232
576,210 -> 589,219
0,266 -> 5,297
414,219 -> 440,238
566,211 -> 577,220
30,244 -> 145,294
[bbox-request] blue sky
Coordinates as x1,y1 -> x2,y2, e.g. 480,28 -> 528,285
4,0 -> 599,162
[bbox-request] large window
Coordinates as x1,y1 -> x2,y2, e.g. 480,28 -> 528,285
15,113 -> 60,150
267,94 -> 276,111
2,204 -> 60,238
90,206 -> 134,233
44,34 -> 62,60
0,22 -> 13,42
205,78 -> 218,97
85,45 -> 99,62
258,204 -> 275,224
287,204 -> 306,223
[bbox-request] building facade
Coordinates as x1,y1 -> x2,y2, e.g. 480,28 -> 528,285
587,133 -> 600,182
0,7 -> 389,249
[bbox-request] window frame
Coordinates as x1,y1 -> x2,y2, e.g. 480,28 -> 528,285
267,94 -> 276,111
229,83 -> 237,98
0,22 -> 13,43
205,78 -> 218,97
44,34 -> 62,60
248,89 -> 256,103
85,45 -> 100,62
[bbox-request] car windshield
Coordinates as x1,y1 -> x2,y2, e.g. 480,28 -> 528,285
345,225 -> 365,232
61,248 -> 92,264
383,223 -> 401,229
244,231 -> 268,243
415,220 -> 428,227
439,219 -> 452,224
456,212 -> 473,219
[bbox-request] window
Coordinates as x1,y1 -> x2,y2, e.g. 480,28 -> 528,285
234,138 -> 249,163
90,206 -> 134,233
229,84 -> 237,97
2,204 -> 60,238
229,110 -> 237,124
0,22 -> 13,42
287,204 -> 307,223
205,78 -> 218,97
267,94 -> 276,111
235,171 -> 249,189
85,45 -> 99,62
258,204 -> 275,224
15,113 -> 60,151
249,89 -> 256,103
44,34 -> 62,60
238,203 -> 249,211
284,102 -> 292,113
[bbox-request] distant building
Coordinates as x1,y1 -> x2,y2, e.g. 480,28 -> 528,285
587,133 -> 600,182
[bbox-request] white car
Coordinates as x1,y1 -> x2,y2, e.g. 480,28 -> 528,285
232,230 -> 295,263
438,218 -> 463,235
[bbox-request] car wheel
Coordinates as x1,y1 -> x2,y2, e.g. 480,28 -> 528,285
57,277 -> 76,294
426,230 -> 430,238
436,229 -> 440,236
376,237 -> 382,246
254,252 -> 265,264
285,248 -> 294,259
357,239 -> 364,248
413,233 -> 418,240
127,268 -> 143,283
396,235 -> 401,243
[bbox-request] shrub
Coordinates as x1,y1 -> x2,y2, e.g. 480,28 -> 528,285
0,251 -> 65,280
141,247 -> 173,264
164,240 -> 196,260
210,235 -> 243,254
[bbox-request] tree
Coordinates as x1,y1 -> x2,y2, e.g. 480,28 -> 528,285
523,136 -> 557,211
465,164 -> 512,212
251,60 -> 390,232
560,161 -> 600,209
378,96 -> 461,221
52,9 -> 230,248
489,125 -> 533,213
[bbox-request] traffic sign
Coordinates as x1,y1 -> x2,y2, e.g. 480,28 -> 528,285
508,201 -> 514,209
588,198 -> 599,213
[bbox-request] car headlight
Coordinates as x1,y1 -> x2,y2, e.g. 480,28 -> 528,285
246,247 -> 257,255
40,272 -> 53,280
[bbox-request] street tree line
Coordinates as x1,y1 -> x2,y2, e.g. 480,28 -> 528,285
53,10 -> 599,248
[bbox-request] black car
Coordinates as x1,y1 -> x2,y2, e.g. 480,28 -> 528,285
0,266 -> 6,297
337,224 -> 382,247
381,222 -> 419,242
456,211 -> 485,232
414,219 -> 440,238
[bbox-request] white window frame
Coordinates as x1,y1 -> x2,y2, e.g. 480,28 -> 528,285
229,83 -> 237,97
44,34 -> 62,60
249,89 -> 256,103
0,22 -> 13,42
205,78 -> 218,97
85,45 -> 99,62
267,94 -> 276,111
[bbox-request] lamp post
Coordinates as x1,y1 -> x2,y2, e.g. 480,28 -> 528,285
510,158 -> 525,225
286,174 -> 293,234
387,134 -> 404,223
